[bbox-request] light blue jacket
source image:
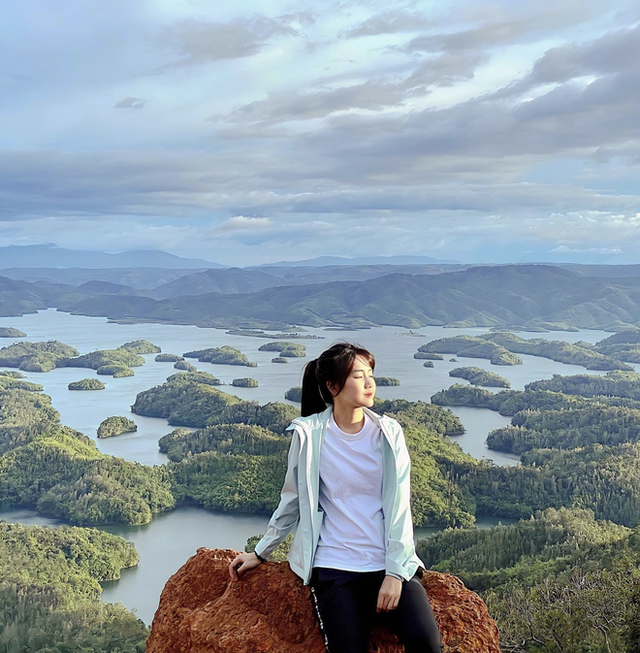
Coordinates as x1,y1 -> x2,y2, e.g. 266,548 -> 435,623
254,406 -> 423,585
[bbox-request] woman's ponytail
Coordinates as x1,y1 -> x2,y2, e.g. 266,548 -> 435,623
301,358 -> 329,417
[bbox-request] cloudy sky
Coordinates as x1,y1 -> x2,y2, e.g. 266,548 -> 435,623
1,0 -> 639,266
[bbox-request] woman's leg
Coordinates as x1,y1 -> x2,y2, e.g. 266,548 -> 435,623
310,568 -> 382,653
380,575 -> 444,653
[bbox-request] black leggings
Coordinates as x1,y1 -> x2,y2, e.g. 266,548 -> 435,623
310,568 -> 444,653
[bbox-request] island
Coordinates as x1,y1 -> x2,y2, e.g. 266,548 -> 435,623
449,367 -> 511,388
97,364 -> 134,377
183,345 -> 257,367
373,377 -> 400,386
68,378 -> 106,391
0,327 -> 26,337
258,341 -> 307,357
232,378 -> 259,387
97,416 -> 138,438
418,337 -> 523,366
0,340 -> 79,372
284,386 -> 302,402
414,352 -> 444,360
174,359 -> 197,372
155,353 -> 183,362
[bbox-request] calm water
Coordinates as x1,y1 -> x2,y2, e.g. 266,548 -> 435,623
0,309 -> 617,622
0,507 -> 515,624
0,309 -> 614,466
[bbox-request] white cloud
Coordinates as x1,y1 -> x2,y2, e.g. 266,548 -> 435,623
1,0 -> 639,265
212,216 -> 274,233
114,97 -> 149,109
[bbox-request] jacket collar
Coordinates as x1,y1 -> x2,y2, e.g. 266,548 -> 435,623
290,404 -> 391,438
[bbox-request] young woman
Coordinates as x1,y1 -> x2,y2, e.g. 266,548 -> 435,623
229,342 -> 444,653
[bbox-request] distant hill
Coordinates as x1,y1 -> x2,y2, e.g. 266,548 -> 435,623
7,264 -> 640,330
148,264 -> 471,299
0,276 -> 84,317
75,281 -> 147,296
148,268 -> 284,299
257,255 -> 460,267
0,268 -> 210,289
46,264 -> 640,330
0,264 -> 469,296
0,244 -> 223,269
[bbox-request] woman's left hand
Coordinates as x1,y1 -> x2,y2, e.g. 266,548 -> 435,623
376,575 -> 403,612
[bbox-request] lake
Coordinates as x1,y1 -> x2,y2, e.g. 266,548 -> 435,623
0,308 -> 618,623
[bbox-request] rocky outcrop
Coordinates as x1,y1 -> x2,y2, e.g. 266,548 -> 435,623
147,548 -> 501,653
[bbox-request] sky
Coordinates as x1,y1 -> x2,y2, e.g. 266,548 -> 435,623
1,0 -> 639,266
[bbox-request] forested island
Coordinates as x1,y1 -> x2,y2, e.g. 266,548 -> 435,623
97,416 -> 138,438
68,378 -> 106,391
449,367 -> 510,387
284,386 -> 302,402
183,345 -> 257,367
0,327 -> 26,338
173,359 -> 197,372
232,378 -> 258,387
419,332 -> 634,371
0,338 -> 161,376
258,341 -> 307,357
374,377 -> 400,386
155,353 -> 182,362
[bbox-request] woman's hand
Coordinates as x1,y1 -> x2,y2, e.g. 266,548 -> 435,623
228,551 -> 262,581
376,575 -> 403,612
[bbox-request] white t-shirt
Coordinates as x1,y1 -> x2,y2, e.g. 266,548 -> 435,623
312,413 -> 386,572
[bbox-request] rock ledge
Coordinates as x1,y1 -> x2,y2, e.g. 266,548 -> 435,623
147,548 -> 501,653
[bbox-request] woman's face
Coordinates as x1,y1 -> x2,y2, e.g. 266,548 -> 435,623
330,355 -> 376,409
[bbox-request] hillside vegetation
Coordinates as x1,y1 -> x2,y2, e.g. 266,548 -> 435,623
0,387 -> 174,525
0,522 -> 148,651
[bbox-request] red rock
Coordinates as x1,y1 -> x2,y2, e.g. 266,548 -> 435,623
147,548 -> 501,653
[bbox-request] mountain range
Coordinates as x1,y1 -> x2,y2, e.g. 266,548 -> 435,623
0,244 -> 222,270
4,264 -> 640,331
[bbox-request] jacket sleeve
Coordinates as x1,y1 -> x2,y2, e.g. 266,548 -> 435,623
253,427 -> 301,560
385,423 -> 420,581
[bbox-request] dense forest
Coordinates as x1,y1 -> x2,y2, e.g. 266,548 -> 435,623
0,387 -> 174,525
0,522 -> 148,652
416,508 -> 640,652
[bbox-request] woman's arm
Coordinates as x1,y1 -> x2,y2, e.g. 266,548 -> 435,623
384,423 -> 419,581
229,427 -> 302,579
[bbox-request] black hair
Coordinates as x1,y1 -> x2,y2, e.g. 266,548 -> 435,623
300,342 -> 375,417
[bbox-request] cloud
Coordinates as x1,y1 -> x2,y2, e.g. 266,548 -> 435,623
212,51 -> 486,126
114,97 -> 149,109
2,0 -> 640,266
400,0 -> 618,54
550,245 -> 623,254
159,14 -> 305,67
341,10 -> 434,38
213,216 -> 274,233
